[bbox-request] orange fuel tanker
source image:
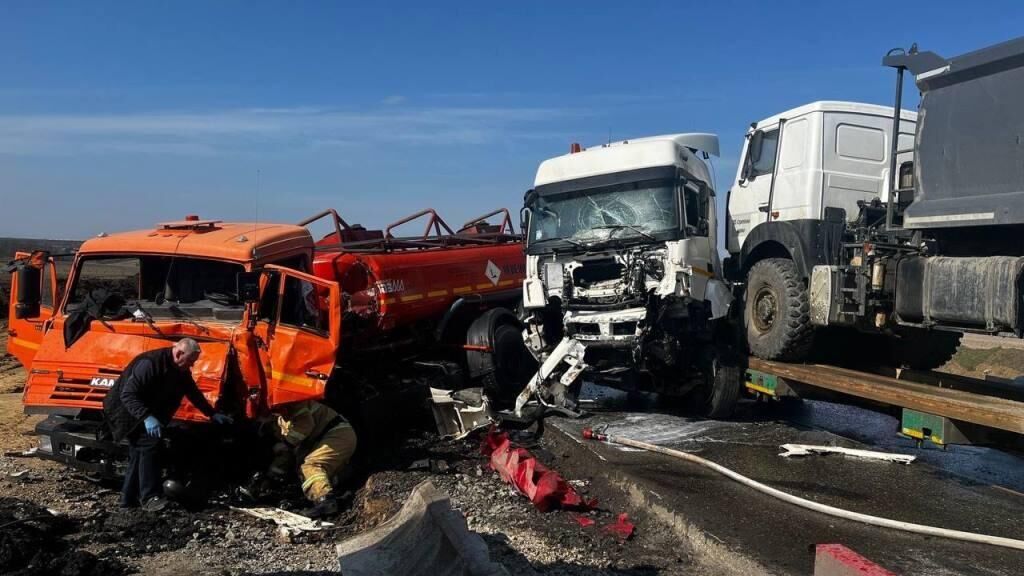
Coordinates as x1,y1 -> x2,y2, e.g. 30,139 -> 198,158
6,207 -> 528,479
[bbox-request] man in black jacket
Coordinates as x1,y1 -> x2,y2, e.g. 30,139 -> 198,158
103,338 -> 232,511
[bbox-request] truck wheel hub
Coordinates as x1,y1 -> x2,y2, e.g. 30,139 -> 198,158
753,288 -> 777,331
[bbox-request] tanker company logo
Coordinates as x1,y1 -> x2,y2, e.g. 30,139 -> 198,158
485,260 -> 501,286
375,279 -> 406,294
90,377 -> 116,388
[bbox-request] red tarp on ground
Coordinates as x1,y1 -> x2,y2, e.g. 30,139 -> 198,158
481,429 -> 596,512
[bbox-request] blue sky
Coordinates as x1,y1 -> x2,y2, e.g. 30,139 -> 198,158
2,1 -> 1022,240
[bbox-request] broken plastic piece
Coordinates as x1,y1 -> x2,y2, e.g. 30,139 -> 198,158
603,513 -> 635,541
430,387 -> 495,439
779,444 -> 916,464
481,429 -> 596,512
229,506 -> 333,532
574,514 -> 596,528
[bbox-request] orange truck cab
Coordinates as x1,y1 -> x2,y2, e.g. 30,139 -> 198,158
8,217 -> 341,476
7,208 -> 528,479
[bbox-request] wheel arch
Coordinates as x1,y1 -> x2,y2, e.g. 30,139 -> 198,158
738,220 -> 828,281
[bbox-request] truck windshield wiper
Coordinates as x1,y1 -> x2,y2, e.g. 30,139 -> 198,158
169,304 -> 210,334
132,301 -> 164,336
591,224 -> 656,242
531,237 -> 584,250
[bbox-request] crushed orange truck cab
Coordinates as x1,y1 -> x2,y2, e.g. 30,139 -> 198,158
6,208 -> 526,477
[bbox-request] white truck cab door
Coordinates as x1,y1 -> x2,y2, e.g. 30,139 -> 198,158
727,118 -> 812,252
728,128 -> 780,252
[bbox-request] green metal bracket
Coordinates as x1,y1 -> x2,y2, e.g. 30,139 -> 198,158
900,409 -> 990,447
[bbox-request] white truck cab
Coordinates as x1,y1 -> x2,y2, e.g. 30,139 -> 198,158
727,101 -> 916,253
518,134 -> 741,418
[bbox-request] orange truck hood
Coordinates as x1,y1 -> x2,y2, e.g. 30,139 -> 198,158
24,322 -> 232,423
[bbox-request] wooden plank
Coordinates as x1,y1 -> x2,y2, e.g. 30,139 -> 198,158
748,358 -> 1024,435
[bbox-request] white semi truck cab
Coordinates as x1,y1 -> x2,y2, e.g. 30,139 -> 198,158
518,134 -> 741,417
726,37 -> 1024,369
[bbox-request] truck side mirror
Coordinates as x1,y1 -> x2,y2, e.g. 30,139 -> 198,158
740,130 -> 763,183
237,271 -> 262,303
14,256 -> 44,320
520,207 -> 532,238
749,130 -> 764,163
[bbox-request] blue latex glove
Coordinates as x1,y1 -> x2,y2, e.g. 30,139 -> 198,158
143,416 -> 162,438
211,413 -> 234,426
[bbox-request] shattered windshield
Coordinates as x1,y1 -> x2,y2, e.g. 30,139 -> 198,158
65,255 -> 246,321
527,178 -> 678,250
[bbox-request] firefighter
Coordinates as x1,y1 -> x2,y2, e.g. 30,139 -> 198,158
273,399 -> 357,518
103,338 -> 233,511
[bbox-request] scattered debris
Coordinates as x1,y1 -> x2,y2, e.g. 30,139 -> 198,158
229,506 -> 333,534
779,444 -> 916,464
481,429 -> 596,512
430,387 -> 496,439
336,480 -> 508,576
573,514 -> 596,528
603,513 -> 635,541
3,447 -> 38,458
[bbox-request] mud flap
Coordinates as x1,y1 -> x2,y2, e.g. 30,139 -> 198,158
514,337 -> 587,417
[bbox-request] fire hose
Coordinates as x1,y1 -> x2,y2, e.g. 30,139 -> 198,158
582,428 -> 1024,551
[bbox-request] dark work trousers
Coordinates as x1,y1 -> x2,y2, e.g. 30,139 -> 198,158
121,432 -> 162,507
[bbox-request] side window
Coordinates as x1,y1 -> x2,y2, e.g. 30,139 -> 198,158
683,183 -> 701,230
258,271 -> 280,323
279,276 -> 330,335
749,130 -> 779,177
41,263 -> 53,309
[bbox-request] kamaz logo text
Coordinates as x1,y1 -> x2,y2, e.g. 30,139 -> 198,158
90,377 -> 115,388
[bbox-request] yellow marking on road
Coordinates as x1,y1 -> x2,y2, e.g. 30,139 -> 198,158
400,293 -> 424,302
427,290 -> 448,298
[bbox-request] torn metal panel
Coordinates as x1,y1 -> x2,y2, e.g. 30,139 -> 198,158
515,337 -> 587,416
336,481 -> 508,576
429,387 -> 495,439
779,444 -> 916,464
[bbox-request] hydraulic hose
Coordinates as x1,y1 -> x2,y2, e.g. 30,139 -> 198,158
582,428 -> 1024,551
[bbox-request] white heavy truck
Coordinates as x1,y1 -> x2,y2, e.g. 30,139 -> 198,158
726,37 -> 1024,369
516,134 -> 742,417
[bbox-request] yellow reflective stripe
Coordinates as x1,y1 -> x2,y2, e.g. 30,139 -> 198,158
302,473 -> 328,490
427,290 -> 448,298
691,267 -> 715,278
271,370 -> 316,387
453,286 -> 472,294
498,279 -> 517,287
399,293 -> 424,302
475,283 -> 494,290
10,337 -> 40,350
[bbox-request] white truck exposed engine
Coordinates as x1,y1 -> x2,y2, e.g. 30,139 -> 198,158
517,134 -> 740,418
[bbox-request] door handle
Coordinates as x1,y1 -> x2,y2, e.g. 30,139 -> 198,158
758,204 -> 770,213
305,369 -> 328,380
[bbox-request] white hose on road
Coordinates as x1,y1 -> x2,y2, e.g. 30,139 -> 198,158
582,428 -> 1024,551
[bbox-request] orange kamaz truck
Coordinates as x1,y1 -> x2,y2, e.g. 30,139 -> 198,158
6,208 -> 527,478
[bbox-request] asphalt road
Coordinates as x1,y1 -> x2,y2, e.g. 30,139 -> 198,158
543,388 -> 1024,575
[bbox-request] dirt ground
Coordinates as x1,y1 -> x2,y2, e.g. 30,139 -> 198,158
0,392 -> 696,576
